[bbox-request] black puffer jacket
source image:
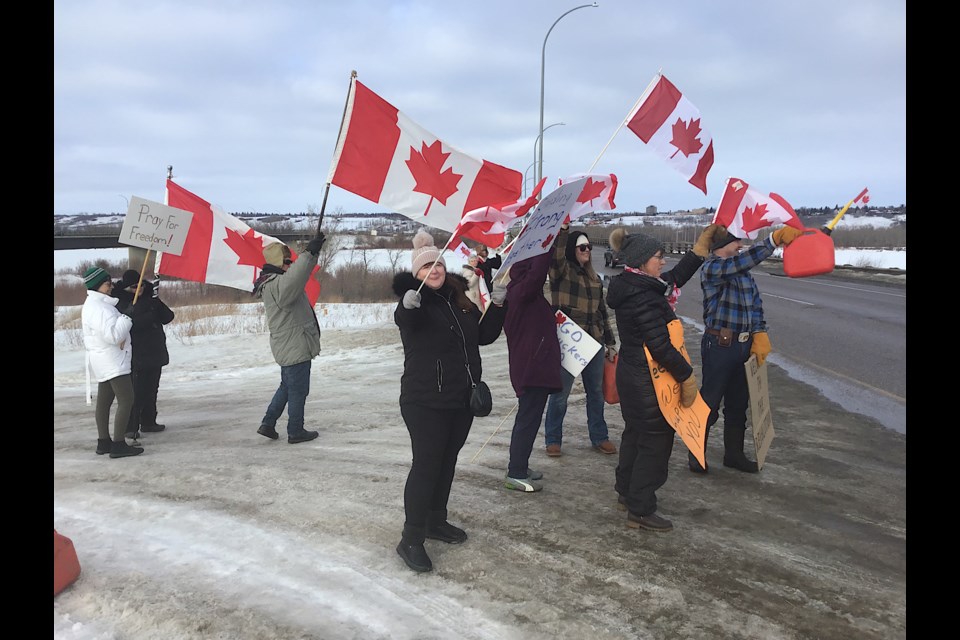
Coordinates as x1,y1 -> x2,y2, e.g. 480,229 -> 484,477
113,280 -> 175,370
392,272 -> 506,410
605,252 -> 702,427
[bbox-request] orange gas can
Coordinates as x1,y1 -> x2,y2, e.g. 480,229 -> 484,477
782,228 -> 835,278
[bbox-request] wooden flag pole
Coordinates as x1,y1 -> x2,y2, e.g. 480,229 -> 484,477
317,70 -> 358,235
469,400 -> 519,463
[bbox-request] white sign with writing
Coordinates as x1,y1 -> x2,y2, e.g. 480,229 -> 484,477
119,197 -> 194,255
555,310 -> 602,377
495,177 -> 587,280
745,354 -> 775,470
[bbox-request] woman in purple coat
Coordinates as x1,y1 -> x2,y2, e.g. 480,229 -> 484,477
501,249 -> 562,492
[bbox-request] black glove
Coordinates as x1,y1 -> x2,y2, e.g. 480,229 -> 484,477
118,304 -> 135,318
306,233 -> 326,256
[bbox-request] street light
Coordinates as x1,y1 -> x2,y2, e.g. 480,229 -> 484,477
118,194 -> 129,213
532,122 -> 565,194
527,121 -> 565,196
537,2 -> 598,186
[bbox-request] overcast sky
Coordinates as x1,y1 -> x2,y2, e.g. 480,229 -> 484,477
53,0 -> 905,216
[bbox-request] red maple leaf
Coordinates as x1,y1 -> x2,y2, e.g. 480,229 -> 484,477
669,117 -> 704,159
577,178 -> 606,204
741,203 -> 770,234
405,140 -> 463,216
541,233 -> 555,249
862,195 -> 870,204
555,310 -> 565,326
224,228 -> 267,268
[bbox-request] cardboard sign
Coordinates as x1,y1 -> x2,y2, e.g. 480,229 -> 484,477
554,310 -> 602,377
745,354 -> 774,470
495,177 -> 587,280
643,319 -> 711,468
119,196 -> 193,255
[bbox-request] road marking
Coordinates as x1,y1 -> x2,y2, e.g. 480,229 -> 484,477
764,294 -> 814,305
763,272 -> 906,298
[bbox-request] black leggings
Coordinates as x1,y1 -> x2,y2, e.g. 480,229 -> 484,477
400,404 -> 473,529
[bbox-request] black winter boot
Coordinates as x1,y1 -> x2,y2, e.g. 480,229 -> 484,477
396,524 -> 432,573
688,426 -> 711,473
722,424 -> 759,473
426,511 -> 467,544
109,440 -> 145,459
96,439 -> 112,455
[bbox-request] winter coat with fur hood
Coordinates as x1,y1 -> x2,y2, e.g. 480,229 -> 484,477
605,251 -> 703,428
82,289 -> 133,382
254,252 -> 322,367
392,272 -> 506,410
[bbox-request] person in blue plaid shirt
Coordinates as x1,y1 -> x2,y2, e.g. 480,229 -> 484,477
693,226 -> 803,474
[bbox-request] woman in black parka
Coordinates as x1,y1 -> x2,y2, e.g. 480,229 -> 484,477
605,225 -> 721,532
391,230 -> 505,573
113,270 -> 175,438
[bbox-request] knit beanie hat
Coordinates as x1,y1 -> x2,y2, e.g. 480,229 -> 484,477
118,269 -> 141,289
83,266 -> 111,291
609,228 -> 662,269
411,229 -> 446,275
263,242 -> 292,268
710,230 -> 741,252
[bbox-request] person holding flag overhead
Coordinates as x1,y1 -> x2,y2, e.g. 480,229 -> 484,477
691,224 -> 803,474
253,234 -> 326,445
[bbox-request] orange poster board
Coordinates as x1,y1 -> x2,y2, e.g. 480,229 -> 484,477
643,319 -> 711,468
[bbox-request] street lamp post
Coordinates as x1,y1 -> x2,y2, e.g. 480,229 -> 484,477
118,194 -> 129,214
532,122 -> 565,194
537,2 -> 598,186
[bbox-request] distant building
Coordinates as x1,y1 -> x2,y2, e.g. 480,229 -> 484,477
645,205 -> 658,215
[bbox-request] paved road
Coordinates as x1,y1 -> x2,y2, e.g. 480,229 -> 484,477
594,250 -> 907,433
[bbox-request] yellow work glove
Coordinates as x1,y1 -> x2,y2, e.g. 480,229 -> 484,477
750,332 -> 771,366
692,223 -> 726,258
680,374 -> 698,408
771,226 -> 804,247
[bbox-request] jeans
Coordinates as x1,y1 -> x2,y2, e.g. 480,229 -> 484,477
544,349 -> 609,446
699,334 -> 752,431
261,360 -> 312,436
507,386 -> 550,478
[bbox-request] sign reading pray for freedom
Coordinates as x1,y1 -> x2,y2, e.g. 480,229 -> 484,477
119,197 -> 194,255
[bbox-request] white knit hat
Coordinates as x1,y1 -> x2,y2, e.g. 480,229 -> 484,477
411,229 -> 446,275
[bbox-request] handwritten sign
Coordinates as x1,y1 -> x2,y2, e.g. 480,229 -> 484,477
495,177 -> 587,280
745,354 -> 774,470
119,197 -> 194,255
554,310 -> 602,377
643,319 -> 711,468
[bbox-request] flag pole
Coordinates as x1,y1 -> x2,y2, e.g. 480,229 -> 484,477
317,70 -> 358,236
469,400 -> 518,463
587,71 -> 661,172
823,188 -> 868,235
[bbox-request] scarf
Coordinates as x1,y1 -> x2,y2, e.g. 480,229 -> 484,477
623,265 -> 681,311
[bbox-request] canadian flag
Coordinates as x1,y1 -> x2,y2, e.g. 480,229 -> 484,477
449,177 -> 546,249
476,272 -> 490,312
626,74 -> 714,195
157,179 -> 321,305
449,240 -> 473,260
713,177 -> 803,239
328,79 -> 522,234
853,187 -> 870,205
557,173 -> 617,221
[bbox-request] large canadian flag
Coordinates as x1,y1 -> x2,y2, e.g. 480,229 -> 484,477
713,177 -> 803,239
157,179 -> 321,305
327,79 -> 522,233
626,74 -> 714,195
558,173 -> 617,221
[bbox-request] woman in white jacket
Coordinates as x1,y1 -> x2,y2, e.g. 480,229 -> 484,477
80,267 -> 143,458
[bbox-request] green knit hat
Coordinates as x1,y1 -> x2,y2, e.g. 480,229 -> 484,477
82,266 -> 111,290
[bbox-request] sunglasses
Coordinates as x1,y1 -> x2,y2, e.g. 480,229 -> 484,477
576,244 -> 593,252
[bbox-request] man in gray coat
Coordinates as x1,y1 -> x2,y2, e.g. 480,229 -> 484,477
253,234 -> 325,443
